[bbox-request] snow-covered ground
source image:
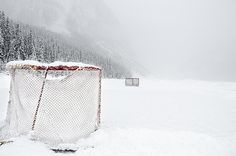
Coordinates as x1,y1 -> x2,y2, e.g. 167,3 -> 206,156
0,73 -> 236,156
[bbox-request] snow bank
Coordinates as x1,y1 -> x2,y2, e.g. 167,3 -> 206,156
0,74 -> 10,122
0,128 -> 232,156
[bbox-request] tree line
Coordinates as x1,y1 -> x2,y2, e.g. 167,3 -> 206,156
0,11 -> 131,78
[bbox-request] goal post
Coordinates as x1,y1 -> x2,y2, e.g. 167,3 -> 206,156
0,61 -> 102,147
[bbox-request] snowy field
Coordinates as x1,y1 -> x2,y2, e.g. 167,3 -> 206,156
0,73 -> 236,156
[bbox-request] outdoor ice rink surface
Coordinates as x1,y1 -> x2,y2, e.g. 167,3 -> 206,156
0,74 -> 236,156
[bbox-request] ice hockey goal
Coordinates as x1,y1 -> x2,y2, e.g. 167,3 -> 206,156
0,61 -> 102,147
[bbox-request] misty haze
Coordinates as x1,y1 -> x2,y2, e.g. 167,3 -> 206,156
0,0 -> 235,80
0,0 -> 236,156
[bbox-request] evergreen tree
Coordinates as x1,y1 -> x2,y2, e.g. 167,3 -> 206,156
21,34 -> 28,60
19,35 -> 25,60
35,37 -> 44,62
0,11 -> 6,62
0,21 -> 3,62
3,17 -> 11,62
13,24 -> 22,60
27,30 -> 34,59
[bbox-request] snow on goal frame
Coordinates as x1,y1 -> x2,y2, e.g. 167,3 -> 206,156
1,61 -> 102,147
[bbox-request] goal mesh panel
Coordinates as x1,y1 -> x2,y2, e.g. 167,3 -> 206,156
1,67 -> 101,147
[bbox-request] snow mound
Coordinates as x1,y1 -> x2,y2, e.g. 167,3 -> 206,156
0,128 -> 232,156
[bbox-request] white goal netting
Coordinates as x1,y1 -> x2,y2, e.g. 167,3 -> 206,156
0,61 -> 101,147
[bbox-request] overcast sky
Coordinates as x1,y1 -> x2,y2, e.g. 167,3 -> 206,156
104,0 -> 236,80
0,0 -> 235,80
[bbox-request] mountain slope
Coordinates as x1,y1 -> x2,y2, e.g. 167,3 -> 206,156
0,11 -> 131,78
0,0 -> 147,77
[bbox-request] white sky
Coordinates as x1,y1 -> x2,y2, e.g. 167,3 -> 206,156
104,0 -> 236,80
1,0 -> 235,80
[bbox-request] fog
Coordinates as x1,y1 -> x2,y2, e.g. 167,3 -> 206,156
0,0 -> 235,81
104,0 -> 236,81
0,0 -> 120,41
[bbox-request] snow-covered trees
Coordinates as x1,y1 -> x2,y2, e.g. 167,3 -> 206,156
0,11 -> 131,78
0,24 -> 3,65
0,12 -> 23,63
